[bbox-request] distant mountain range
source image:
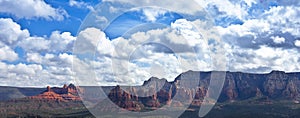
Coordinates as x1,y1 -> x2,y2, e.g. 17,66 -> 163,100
91,70 -> 300,112
1,70 -> 300,117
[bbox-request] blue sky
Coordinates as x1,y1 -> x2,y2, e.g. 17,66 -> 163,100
104,10 -> 182,38
0,0 -> 98,37
0,0 -> 300,86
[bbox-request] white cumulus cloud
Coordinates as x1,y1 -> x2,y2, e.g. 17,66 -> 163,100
271,36 -> 285,44
0,18 -> 29,45
295,40 -> 300,47
0,43 -> 18,61
0,0 -> 68,21
69,0 -> 95,12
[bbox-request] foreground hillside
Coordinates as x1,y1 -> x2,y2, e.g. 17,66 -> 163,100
2,98 -> 300,117
0,84 -> 89,117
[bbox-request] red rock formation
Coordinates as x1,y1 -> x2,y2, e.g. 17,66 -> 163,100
101,70 -> 300,111
194,87 -> 206,99
47,86 -> 51,92
171,100 -> 183,107
145,99 -> 160,107
173,87 -> 193,103
28,84 -> 81,102
226,88 -> 238,101
256,87 -> 263,97
130,87 -> 138,101
143,87 -> 160,107
63,84 -> 67,89
107,85 -> 144,111
191,100 -> 202,106
166,86 -> 173,105
30,90 -> 64,101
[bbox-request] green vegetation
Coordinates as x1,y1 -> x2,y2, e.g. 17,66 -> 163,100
180,100 -> 300,118
1,97 -> 300,117
0,99 -> 93,117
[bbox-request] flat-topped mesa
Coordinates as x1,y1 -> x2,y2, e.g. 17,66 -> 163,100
270,70 -> 286,74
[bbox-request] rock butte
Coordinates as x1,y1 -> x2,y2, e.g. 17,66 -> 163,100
29,84 -> 82,102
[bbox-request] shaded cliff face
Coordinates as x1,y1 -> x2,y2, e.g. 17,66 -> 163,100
222,71 -> 300,101
103,70 -> 300,110
171,70 -> 300,102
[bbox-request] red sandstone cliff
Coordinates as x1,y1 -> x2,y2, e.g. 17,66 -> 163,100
29,84 -> 81,102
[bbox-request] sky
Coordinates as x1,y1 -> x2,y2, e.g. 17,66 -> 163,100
0,0 -> 300,87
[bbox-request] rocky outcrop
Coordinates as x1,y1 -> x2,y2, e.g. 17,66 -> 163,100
104,70 -> 300,111
12,70 -> 300,112
107,85 -> 144,111
28,84 -> 81,102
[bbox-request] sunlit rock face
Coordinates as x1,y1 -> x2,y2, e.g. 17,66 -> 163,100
29,84 -> 81,101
